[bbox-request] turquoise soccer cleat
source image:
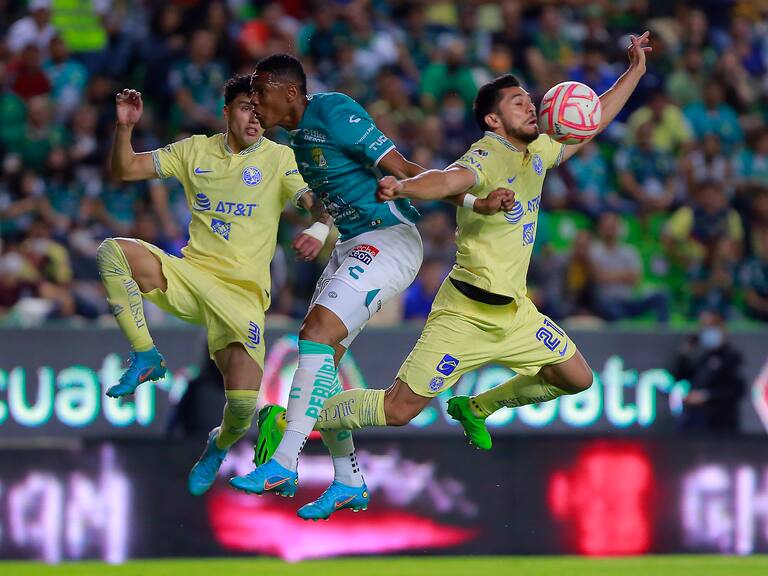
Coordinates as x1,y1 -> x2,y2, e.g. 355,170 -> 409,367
229,458 -> 298,497
106,347 -> 167,398
297,480 -> 369,521
188,427 -> 228,496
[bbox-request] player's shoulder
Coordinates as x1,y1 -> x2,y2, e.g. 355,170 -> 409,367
528,134 -> 560,153
183,133 -> 220,151
311,92 -> 366,120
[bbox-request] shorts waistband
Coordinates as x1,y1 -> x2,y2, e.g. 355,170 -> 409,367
449,278 -> 514,306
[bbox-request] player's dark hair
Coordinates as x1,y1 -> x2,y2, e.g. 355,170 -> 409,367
473,74 -> 523,131
253,53 -> 307,95
223,74 -> 252,105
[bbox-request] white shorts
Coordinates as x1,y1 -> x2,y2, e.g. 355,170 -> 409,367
309,223 -> 423,348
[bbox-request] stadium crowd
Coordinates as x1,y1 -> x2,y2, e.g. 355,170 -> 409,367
1,0 -> 768,326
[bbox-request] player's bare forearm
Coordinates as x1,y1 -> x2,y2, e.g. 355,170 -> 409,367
378,148 -> 425,179
399,168 -> 474,200
300,191 -> 333,227
111,125 -> 156,181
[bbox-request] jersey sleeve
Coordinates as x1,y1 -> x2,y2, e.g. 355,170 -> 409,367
151,136 -> 196,180
323,96 -> 395,166
279,147 -> 311,207
450,146 -> 493,190
540,135 -> 566,169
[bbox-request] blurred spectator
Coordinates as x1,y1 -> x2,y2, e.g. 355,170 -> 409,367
403,258 -> 448,320
687,237 -> 739,319
684,82 -> 744,153
568,39 -> 618,97
7,43 -> 51,100
665,47 -> 707,108
566,141 -> 625,217
50,0 -> 110,75
680,134 -> 732,196
419,208 -> 455,264
746,189 -> 768,258
44,36 -> 89,122
744,232 -> 768,322
589,212 -> 669,323
141,5 -> 186,117
18,95 -> 65,171
7,0 -> 56,56
673,310 -> 745,432
420,37 -> 477,112
615,122 -> 677,213
169,28 -> 227,133
626,90 -> 692,155
734,130 -> 768,192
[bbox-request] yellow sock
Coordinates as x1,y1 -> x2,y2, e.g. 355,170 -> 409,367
314,389 -> 386,431
471,374 -> 567,417
216,389 -> 258,449
96,239 -> 154,352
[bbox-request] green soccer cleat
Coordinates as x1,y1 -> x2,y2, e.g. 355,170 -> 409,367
253,404 -> 286,466
447,396 -> 492,450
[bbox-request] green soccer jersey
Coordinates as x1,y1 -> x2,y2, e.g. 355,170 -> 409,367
290,92 -> 419,240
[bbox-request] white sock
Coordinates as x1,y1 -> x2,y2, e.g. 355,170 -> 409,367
273,340 -> 338,471
321,429 -> 364,487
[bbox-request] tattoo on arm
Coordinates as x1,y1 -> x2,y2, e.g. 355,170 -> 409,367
301,191 -> 333,226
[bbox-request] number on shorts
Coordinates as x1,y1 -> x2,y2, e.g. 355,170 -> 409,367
536,318 -> 564,352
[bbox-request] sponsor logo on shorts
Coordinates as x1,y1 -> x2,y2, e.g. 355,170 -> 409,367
242,166 -> 262,186
192,193 -> 211,211
532,154 -> 544,176
429,376 -> 445,392
522,222 -> 536,246
504,201 -> 524,224
436,354 -> 459,376
245,321 -> 261,349
350,244 -> 380,265
211,218 -> 231,240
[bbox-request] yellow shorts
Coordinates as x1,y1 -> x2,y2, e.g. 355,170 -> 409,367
137,241 -> 266,367
398,278 -> 577,397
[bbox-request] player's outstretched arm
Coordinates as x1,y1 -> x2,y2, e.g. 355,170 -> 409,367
111,89 -> 159,181
560,31 -> 652,163
377,148 -> 425,179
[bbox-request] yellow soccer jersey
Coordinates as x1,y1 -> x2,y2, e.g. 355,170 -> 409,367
152,133 -> 308,305
449,132 -> 564,300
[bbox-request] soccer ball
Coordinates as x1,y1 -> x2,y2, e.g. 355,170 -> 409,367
538,81 -> 602,145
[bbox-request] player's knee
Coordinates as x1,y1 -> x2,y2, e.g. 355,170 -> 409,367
96,238 -> 124,272
299,312 -> 346,346
384,408 -> 414,427
570,366 -> 593,393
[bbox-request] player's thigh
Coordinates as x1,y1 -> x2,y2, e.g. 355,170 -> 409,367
204,282 -> 267,373
314,225 -> 423,347
132,241 -> 205,323
214,342 -> 263,391
498,298 -> 582,380
114,237 -> 167,292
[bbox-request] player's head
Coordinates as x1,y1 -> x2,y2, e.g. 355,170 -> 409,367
474,74 -> 538,144
250,53 -> 307,129
223,74 -> 262,149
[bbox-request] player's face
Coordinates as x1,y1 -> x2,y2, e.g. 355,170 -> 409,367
494,87 -> 539,144
224,93 -> 263,148
250,72 -> 291,129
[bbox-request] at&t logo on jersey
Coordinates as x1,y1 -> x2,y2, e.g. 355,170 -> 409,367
245,321 -> 261,349
436,354 -> 459,376
192,193 -> 211,211
522,222 -> 536,246
504,201 -> 524,224
350,244 -> 379,265
532,154 -> 544,176
211,218 -> 231,240
242,166 -> 262,186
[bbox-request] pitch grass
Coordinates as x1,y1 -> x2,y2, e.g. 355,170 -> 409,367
2,556 -> 768,576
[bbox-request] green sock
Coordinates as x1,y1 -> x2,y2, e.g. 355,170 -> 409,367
314,389 -> 386,431
471,374 -> 567,417
216,389 -> 259,449
96,239 -> 154,352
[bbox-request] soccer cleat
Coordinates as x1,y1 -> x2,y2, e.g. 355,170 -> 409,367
188,427 -> 228,496
229,458 -> 298,497
447,396 -> 492,450
253,404 -> 286,466
106,347 -> 167,398
297,480 -> 370,521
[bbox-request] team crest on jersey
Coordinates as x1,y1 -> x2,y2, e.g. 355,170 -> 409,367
532,154 -> 544,175
350,244 -> 379,265
242,166 -> 262,186
429,377 -> 445,393
471,148 -> 489,157
192,192 -> 211,211
522,222 -> 536,246
211,218 -> 231,240
312,147 -> 328,169
504,201 -> 524,225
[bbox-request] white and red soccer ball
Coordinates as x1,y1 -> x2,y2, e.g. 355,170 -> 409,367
538,81 -> 602,145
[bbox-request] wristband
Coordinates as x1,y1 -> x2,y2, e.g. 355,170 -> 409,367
463,193 -> 478,210
302,222 -> 330,243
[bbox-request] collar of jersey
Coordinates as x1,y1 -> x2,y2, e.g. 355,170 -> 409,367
222,133 -> 264,155
484,131 -> 521,152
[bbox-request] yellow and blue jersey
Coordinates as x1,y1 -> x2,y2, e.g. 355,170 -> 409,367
289,92 -> 419,240
450,132 -> 564,301
152,133 -> 308,306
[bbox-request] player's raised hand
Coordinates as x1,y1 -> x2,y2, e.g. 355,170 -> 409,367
116,89 -> 144,126
474,188 -> 516,215
627,31 -> 652,72
376,175 -> 403,203
293,232 -> 323,261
